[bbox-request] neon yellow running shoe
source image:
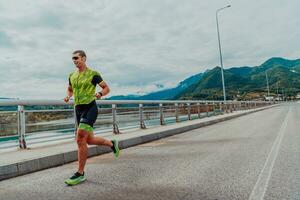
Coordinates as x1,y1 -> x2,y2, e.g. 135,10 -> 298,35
65,172 -> 86,186
111,139 -> 120,158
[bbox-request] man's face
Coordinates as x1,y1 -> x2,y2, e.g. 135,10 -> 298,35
72,53 -> 86,68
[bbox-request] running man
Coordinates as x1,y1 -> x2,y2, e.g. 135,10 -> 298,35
64,50 -> 120,186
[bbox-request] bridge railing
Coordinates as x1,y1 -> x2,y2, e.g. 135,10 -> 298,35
0,100 -> 274,150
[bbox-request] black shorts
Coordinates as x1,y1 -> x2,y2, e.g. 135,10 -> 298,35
75,100 -> 98,127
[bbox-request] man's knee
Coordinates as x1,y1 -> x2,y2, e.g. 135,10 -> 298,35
76,129 -> 88,145
76,123 -> 93,144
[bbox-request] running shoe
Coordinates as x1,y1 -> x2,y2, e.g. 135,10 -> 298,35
65,172 -> 86,186
111,139 -> 120,158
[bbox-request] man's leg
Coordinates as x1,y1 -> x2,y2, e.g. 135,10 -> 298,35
65,127 -> 89,185
87,132 -> 113,146
87,132 -> 120,158
77,128 -> 89,174
81,102 -> 117,152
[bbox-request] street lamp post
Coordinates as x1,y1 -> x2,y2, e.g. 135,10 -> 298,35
276,82 -> 279,100
216,5 -> 231,103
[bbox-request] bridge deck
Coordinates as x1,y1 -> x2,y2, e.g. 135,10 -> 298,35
1,104 -> 298,199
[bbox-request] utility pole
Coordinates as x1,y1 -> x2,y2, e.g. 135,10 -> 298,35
265,71 -> 270,97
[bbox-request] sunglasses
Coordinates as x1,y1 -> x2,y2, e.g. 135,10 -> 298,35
72,56 -> 79,60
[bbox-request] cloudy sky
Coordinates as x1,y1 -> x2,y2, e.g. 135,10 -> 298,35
0,0 -> 299,99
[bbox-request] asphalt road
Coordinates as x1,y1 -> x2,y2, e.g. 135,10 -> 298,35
0,103 -> 299,200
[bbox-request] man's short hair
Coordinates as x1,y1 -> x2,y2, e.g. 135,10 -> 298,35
73,50 -> 86,58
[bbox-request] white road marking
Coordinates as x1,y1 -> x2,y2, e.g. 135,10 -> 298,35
248,108 -> 290,200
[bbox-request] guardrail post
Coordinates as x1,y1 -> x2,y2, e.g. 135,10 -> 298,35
139,104 -> 146,129
206,102 -> 209,117
225,102 -> 229,113
219,102 -> 223,114
187,103 -> 191,120
17,105 -> 27,149
159,103 -> 165,125
175,103 -> 180,122
227,102 -> 230,113
112,104 -> 120,134
213,102 -> 216,115
197,103 -> 201,118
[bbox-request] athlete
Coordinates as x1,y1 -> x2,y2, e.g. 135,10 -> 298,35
64,50 -> 119,186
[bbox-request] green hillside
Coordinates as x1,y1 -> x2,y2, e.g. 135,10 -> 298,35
176,57 -> 300,100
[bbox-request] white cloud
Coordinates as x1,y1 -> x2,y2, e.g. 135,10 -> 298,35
0,0 -> 299,99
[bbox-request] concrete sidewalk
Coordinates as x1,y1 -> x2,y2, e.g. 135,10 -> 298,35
0,105 -> 277,181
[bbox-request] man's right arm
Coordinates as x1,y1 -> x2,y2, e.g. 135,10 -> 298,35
64,76 -> 73,102
64,85 -> 73,102
67,85 -> 73,97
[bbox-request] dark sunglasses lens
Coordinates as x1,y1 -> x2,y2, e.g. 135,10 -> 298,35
72,57 -> 79,60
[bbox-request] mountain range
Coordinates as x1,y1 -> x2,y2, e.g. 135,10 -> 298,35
108,72 -> 204,100
108,57 -> 300,100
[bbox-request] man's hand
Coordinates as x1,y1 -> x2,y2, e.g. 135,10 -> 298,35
95,92 -> 102,99
64,96 -> 70,103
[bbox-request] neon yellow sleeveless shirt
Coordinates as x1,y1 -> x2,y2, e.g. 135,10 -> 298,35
69,68 -> 103,106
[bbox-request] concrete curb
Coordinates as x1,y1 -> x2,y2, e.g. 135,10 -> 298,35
0,105 -> 276,181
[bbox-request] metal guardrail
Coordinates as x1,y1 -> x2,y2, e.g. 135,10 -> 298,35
0,99 -> 275,149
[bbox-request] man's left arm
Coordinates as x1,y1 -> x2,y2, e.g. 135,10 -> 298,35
95,81 -> 110,99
